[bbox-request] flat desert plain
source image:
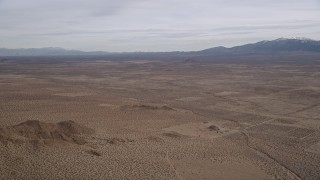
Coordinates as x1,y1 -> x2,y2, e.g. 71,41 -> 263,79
0,57 -> 320,179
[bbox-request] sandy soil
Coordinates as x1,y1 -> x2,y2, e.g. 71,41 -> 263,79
0,57 -> 319,179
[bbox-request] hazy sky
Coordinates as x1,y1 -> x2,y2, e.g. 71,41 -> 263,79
0,0 -> 319,51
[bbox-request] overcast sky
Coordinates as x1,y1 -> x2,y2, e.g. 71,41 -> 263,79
0,0 -> 319,51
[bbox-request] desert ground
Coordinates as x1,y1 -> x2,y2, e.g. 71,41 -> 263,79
0,56 -> 320,179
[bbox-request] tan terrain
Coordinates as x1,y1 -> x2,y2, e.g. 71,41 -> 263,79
0,57 -> 319,179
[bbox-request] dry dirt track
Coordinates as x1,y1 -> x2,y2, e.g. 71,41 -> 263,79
0,57 -> 320,179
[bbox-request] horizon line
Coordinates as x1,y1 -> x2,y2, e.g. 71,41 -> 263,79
0,37 -> 319,53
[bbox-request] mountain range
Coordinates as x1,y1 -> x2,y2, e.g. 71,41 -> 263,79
1,38 -> 320,56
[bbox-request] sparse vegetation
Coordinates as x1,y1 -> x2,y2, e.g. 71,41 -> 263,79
0,56 -> 319,179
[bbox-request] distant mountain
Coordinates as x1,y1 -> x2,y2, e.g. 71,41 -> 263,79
0,47 -> 109,56
1,38 -> 320,56
233,38 -> 320,52
200,38 -> 320,54
199,46 -> 230,54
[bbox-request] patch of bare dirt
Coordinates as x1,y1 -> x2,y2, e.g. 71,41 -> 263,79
121,104 -> 175,111
85,149 -> 102,156
106,137 -> 134,144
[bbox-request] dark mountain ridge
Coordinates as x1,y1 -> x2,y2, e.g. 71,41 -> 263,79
1,38 -> 320,56
200,38 -> 320,54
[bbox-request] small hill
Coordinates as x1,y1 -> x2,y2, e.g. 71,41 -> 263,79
0,120 -> 94,145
